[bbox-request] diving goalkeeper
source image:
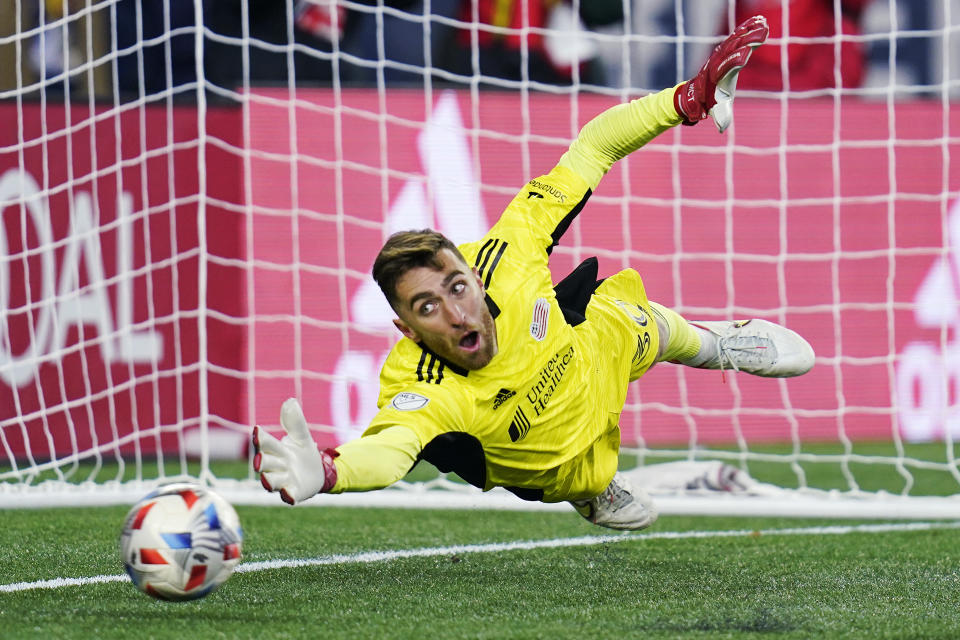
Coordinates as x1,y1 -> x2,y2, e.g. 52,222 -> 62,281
252,15 -> 813,530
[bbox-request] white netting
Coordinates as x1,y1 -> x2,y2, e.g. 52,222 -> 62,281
1,1 -> 960,515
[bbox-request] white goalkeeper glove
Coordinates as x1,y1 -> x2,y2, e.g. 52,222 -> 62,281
252,398 -> 339,505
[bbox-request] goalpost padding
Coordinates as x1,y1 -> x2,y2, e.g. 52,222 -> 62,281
2,1 -> 960,514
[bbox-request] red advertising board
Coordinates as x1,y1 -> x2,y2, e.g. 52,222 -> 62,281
0,103 -> 244,460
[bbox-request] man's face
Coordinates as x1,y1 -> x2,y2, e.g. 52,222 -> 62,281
392,249 -> 499,371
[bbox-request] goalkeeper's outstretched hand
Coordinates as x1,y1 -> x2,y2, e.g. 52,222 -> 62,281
252,398 -> 339,505
674,15 -> 768,133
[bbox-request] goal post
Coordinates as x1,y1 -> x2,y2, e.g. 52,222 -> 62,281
2,1 -> 960,518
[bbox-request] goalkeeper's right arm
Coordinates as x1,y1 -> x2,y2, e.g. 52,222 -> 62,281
253,398 -> 421,505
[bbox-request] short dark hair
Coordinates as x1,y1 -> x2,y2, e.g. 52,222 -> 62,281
372,229 -> 468,310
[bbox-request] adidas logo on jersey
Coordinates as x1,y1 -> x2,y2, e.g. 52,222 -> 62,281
493,388 -> 516,410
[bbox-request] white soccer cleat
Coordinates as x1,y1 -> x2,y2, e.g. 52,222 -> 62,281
571,472 -> 658,531
691,319 -> 815,378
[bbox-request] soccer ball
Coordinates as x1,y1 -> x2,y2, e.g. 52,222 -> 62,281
119,483 -> 243,601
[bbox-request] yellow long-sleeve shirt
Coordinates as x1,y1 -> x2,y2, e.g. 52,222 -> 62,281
330,86 -> 683,500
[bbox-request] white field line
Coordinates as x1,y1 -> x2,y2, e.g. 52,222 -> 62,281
3,520 -> 959,594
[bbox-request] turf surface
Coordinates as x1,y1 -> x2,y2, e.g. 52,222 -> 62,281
3,505 -> 960,639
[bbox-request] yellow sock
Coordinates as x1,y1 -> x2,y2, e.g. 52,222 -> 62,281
649,302 -> 701,362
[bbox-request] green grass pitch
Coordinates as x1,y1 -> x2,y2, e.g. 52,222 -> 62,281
3,442 -> 960,638
3,503 -> 960,640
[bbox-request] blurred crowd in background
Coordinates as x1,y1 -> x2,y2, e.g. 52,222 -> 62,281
5,0 -> 957,100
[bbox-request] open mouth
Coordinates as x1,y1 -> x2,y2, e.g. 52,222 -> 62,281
459,331 -> 479,351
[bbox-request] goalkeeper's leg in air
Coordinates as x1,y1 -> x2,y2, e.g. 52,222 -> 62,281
572,303 -> 811,531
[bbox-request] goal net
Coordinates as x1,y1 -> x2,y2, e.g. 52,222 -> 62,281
2,0 -> 960,517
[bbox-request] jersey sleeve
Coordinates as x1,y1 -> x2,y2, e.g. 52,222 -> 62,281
329,425 -> 422,493
471,164 -> 593,262
474,87 -> 681,259
367,379 -> 475,447
330,375 -> 475,492
557,86 -> 682,190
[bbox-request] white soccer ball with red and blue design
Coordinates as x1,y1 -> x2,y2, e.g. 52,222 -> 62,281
119,483 -> 243,601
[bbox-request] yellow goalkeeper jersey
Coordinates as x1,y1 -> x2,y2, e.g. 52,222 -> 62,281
336,86 -> 682,502
364,164 -> 656,501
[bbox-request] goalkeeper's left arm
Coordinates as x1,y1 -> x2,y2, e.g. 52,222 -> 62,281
557,14 -> 768,189
556,86 -> 682,191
